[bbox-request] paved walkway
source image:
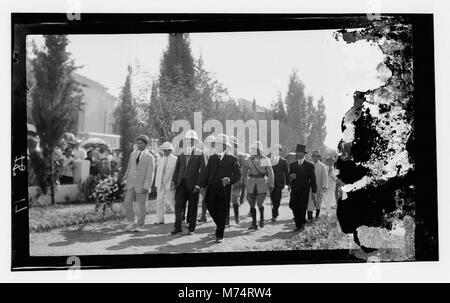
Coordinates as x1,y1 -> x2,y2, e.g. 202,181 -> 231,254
30,195 -> 313,256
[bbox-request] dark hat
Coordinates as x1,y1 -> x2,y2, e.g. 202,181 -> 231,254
137,134 -> 150,144
295,144 -> 308,153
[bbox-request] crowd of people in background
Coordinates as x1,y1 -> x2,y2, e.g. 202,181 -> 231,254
27,128 -> 339,244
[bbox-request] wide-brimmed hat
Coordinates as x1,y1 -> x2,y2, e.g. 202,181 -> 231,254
228,135 -> 238,146
137,134 -> 150,144
249,141 -> 264,151
215,134 -> 232,148
295,144 -> 308,153
270,144 -> 283,153
311,150 -> 321,156
184,130 -> 200,141
159,141 -> 174,150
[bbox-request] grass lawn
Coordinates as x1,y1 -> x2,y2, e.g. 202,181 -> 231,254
29,202 -> 125,233
28,199 -> 173,233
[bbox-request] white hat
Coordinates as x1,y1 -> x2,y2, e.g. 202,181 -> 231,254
159,141 -> 174,150
204,134 -> 216,144
184,129 -> 200,141
228,135 -> 238,146
215,134 -> 232,148
249,141 -> 264,151
270,144 -> 283,153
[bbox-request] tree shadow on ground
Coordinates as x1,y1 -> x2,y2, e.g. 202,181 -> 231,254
47,225 -> 126,247
149,229 -> 254,254
47,221 -> 173,247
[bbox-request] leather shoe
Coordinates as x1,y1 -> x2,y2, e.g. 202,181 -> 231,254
170,229 -> 182,235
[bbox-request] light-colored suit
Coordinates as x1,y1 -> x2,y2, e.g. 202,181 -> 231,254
123,149 -> 155,226
307,160 -> 328,211
242,155 -> 274,208
154,153 -> 177,223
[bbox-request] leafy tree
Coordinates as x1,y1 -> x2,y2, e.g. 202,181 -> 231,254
285,69 -> 308,143
159,33 -> 195,95
30,35 -> 83,204
316,96 -> 327,151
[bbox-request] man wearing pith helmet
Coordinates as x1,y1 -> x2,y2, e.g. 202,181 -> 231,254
242,141 -> 274,230
198,134 -> 217,223
197,134 -> 241,243
123,134 -> 155,232
170,130 -> 205,235
154,141 -> 177,224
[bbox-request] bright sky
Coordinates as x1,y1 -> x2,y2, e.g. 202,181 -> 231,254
29,30 -> 385,149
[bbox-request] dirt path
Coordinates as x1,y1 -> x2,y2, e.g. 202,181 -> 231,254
30,196 -> 310,256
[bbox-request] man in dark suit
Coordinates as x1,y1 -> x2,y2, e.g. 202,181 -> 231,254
288,144 -> 317,232
267,144 -> 290,222
198,134 -> 241,243
170,130 -> 205,235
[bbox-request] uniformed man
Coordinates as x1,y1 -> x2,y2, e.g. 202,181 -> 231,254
242,141 -> 274,230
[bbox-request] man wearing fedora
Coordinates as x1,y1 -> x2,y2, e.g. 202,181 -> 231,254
198,134 -> 241,242
288,144 -> 317,232
170,130 -> 205,235
243,141 -> 274,230
267,144 -> 290,222
154,141 -> 177,224
123,135 -> 155,232
307,150 -> 329,221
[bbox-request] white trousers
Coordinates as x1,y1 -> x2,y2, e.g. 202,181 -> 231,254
155,187 -> 175,223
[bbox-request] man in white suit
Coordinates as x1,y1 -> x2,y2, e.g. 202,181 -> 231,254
123,135 -> 155,232
154,142 -> 177,224
307,150 -> 328,221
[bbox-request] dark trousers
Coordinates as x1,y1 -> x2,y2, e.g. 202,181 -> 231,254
174,179 -> 200,232
292,205 -> 307,228
270,186 -> 283,218
290,191 -> 309,228
200,194 -> 207,218
239,185 -> 246,204
206,181 -> 229,239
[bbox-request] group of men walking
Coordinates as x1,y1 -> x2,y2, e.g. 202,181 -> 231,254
121,131 -> 329,243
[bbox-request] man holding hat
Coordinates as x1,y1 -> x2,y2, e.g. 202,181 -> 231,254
198,134 -> 241,242
288,144 -> 317,231
154,142 -> 177,224
242,141 -> 274,230
307,150 -> 328,220
123,134 -> 155,232
171,130 -> 205,235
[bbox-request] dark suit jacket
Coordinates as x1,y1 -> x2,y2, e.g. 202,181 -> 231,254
171,148 -> 205,191
289,160 -> 317,208
272,157 -> 290,188
198,153 -> 241,190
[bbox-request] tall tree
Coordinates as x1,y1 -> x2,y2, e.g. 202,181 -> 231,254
271,91 -> 287,122
30,35 -> 83,204
116,65 -> 137,181
285,69 -> 307,143
316,96 -> 327,151
159,33 -> 195,95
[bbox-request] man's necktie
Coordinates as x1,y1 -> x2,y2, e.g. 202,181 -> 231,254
136,152 -> 142,165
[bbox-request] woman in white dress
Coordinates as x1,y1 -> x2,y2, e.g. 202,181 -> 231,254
322,157 -> 337,217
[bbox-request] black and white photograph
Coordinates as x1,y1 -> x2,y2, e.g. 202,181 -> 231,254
8,9 -> 442,275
